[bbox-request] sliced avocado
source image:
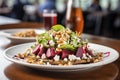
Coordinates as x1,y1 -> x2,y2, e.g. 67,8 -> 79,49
52,25 -> 65,31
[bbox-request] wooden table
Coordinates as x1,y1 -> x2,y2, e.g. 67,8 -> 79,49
0,22 -> 120,80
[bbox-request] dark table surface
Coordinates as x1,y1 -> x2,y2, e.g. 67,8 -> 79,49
0,22 -> 120,80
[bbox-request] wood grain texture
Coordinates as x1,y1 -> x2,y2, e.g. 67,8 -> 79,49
0,22 -> 43,30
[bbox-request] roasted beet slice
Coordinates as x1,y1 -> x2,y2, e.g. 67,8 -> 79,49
38,45 -> 47,57
69,51 -> 75,55
61,49 -> 75,59
46,48 -> 55,58
62,50 -> 69,59
85,48 -> 94,57
76,47 -> 86,58
33,44 -> 40,55
56,51 -> 62,55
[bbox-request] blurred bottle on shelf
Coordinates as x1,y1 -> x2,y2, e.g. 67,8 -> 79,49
65,0 -> 84,34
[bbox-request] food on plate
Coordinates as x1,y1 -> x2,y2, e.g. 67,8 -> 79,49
12,29 -> 37,37
14,25 -> 104,66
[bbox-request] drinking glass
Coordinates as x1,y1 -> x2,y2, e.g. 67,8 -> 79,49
43,9 -> 57,30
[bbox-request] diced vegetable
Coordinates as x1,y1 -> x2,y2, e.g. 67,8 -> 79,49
46,48 -> 56,58
32,44 -> 40,55
38,45 -> 47,57
62,50 -> 69,59
55,51 -> 62,55
76,47 -> 86,58
62,50 -> 75,59
85,48 -> 94,57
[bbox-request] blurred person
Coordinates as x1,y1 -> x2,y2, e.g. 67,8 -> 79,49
86,0 -> 102,29
115,0 -> 120,11
114,0 -> 120,28
10,0 -> 24,20
114,14 -> 120,28
34,0 -> 39,8
37,0 -> 56,22
34,0 -> 42,22
23,0 -> 40,22
38,0 -> 56,14
88,0 -> 102,12
22,0 -> 31,5
0,0 -> 11,16
107,1 -> 111,12
57,0 -> 67,25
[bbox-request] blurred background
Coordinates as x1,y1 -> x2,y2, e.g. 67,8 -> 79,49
0,0 -> 120,39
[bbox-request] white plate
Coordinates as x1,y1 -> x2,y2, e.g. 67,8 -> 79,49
0,28 -> 45,44
3,42 -> 119,72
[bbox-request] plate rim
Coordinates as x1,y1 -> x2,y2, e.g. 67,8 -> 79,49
0,28 -> 45,40
3,42 -> 119,70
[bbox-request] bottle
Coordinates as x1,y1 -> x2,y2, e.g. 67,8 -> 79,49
65,0 -> 84,34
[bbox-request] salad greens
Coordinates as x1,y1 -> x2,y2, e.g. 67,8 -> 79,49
59,44 -> 76,51
36,25 -> 88,51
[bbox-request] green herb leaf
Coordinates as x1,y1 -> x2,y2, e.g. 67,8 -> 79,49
59,44 -> 76,51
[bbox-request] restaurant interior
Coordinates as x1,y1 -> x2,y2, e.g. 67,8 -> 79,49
0,0 -> 120,80
0,0 -> 120,39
